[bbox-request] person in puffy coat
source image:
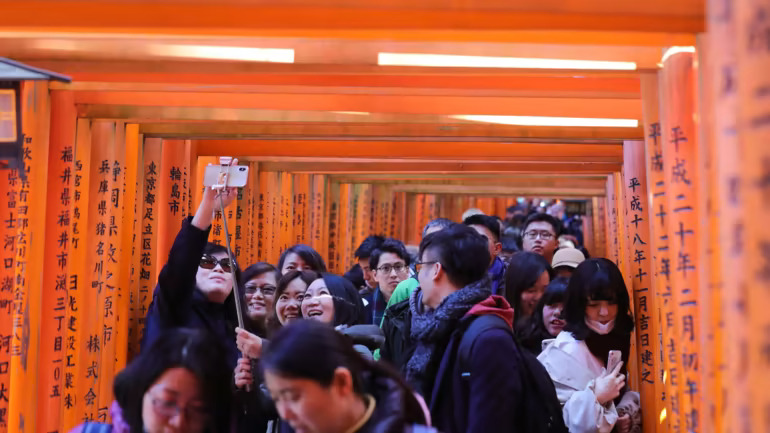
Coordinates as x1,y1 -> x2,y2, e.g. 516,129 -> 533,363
538,258 -> 640,433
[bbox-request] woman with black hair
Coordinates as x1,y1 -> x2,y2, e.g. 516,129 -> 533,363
537,258 -> 638,433
301,273 -> 385,358
504,251 -> 553,327
277,244 -> 328,275
73,328 -> 232,433
262,320 -> 434,433
242,262 -> 281,337
516,276 -> 568,355
141,184 -> 250,370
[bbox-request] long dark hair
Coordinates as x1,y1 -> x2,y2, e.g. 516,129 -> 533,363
504,251 -> 554,325
562,258 -> 634,339
562,258 -> 634,380
262,320 -> 428,426
318,273 -> 366,326
267,270 -> 320,335
515,277 -> 569,354
114,328 -> 231,433
277,244 -> 327,274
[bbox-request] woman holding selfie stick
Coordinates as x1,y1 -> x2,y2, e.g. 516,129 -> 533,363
141,159 -> 251,370
537,259 -> 639,433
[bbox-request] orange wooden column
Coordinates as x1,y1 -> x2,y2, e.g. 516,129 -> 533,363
606,175 -> 619,264
77,120 -> 114,423
9,80 -> 50,433
393,192 -> 407,242
695,35 -> 723,433
292,174 -> 310,247
156,140 -> 189,276
706,1 -> 746,431
258,171 -> 280,265
309,175 -> 327,260
123,126 -> 143,363
96,122 -> 125,418
596,197 -> 608,259
640,72 -> 671,431
36,89 -> 75,433
235,165 -> 255,264
660,49 -> 702,433
623,140 -> 662,433
0,168 -> 18,433
277,172 -> 293,255
736,0 -> 770,430
61,119 -> 90,428
325,182 -> 341,273
352,184 -> 372,260
338,184 -> 354,273
133,138 -> 161,357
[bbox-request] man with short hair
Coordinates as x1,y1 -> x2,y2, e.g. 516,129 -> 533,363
405,224 -> 526,433
344,235 -> 385,293
521,213 -> 562,264
463,214 -> 507,295
365,238 -> 410,325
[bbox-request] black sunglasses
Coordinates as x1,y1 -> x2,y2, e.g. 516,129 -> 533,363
199,255 -> 233,272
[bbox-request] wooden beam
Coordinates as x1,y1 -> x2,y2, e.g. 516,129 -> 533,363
72,90 -> 644,118
0,2 -> 705,36
258,160 -> 620,173
135,120 -> 644,140
389,183 -> 605,197
50,77 -> 641,99
195,140 -> 621,159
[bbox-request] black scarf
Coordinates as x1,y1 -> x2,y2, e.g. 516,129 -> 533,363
405,278 -> 491,397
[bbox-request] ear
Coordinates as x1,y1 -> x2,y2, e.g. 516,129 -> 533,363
432,262 -> 443,282
494,242 -> 502,255
331,367 -> 354,397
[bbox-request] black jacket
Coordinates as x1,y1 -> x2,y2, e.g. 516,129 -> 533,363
141,217 -> 241,368
379,299 -> 414,371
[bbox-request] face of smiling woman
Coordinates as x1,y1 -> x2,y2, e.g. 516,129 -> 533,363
275,278 -> 309,325
301,279 -> 335,325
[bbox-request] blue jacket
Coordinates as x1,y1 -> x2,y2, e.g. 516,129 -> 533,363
427,297 -> 524,433
488,256 -> 507,296
141,217 -> 241,368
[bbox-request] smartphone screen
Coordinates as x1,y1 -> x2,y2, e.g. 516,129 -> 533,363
607,350 -> 622,372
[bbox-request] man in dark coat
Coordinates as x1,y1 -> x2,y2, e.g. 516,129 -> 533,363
406,224 -> 525,433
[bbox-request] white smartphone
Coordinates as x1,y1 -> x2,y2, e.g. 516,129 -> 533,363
203,164 -> 249,188
607,350 -> 622,372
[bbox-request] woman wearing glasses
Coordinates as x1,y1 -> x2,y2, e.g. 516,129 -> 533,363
72,328 -> 232,433
141,185 -> 250,371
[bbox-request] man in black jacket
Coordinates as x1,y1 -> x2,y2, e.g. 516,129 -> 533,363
405,224 -> 526,433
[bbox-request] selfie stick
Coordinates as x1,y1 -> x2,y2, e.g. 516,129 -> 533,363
213,157 -> 246,331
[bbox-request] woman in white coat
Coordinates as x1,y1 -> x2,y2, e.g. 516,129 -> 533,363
538,258 -> 639,433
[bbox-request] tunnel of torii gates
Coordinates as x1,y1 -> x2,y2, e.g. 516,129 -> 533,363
0,0 -> 769,432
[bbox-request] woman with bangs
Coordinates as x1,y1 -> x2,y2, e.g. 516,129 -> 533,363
301,273 -> 384,359
537,258 -> 639,433
515,276 -> 569,355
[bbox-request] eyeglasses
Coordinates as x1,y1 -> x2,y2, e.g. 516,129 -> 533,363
376,263 -> 408,274
415,261 -> 439,273
151,396 -> 209,425
245,284 -> 276,297
199,255 -> 233,272
523,230 -> 555,240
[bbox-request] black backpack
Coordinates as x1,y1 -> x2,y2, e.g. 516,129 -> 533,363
458,315 -> 568,433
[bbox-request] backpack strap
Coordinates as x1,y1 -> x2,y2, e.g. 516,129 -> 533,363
457,314 -> 513,378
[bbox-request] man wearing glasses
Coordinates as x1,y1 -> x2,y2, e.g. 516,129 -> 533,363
363,238 -> 411,325
521,213 -> 562,264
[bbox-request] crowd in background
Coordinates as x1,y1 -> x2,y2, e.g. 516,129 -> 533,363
71,187 -> 641,433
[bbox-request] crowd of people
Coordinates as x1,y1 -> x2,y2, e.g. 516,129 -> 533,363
72,187 -> 641,433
